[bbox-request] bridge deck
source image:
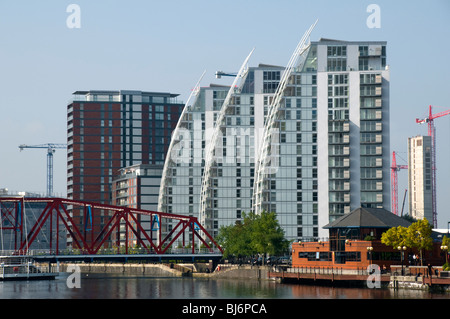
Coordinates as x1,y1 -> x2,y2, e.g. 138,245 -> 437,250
29,253 -> 223,263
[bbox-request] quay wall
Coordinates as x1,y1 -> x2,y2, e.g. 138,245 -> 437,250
57,262 -> 270,280
194,265 -> 269,280
58,263 -> 184,277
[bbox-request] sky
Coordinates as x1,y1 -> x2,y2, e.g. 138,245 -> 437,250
0,0 -> 449,227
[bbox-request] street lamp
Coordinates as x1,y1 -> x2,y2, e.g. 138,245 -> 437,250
398,246 -> 407,275
367,246 -> 373,265
441,245 -> 449,264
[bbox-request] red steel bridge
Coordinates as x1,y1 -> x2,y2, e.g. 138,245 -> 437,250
0,197 -> 222,260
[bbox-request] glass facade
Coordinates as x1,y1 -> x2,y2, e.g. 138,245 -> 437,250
159,39 -> 390,243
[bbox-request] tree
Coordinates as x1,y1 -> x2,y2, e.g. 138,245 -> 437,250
442,235 -> 450,267
381,219 -> 434,266
216,221 -> 254,259
406,218 -> 433,266
216,211 -> 289,260
381,225 -> 408,249
250,211 -> 290,257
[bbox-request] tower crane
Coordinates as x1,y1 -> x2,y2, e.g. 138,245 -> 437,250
391,151 -> 408,216
18,143 -> 67,197
215,71 -> 237,78
416,105 -> 450,227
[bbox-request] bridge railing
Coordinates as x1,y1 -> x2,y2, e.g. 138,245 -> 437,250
0,197 -> 223,256
1,247 -> 222,257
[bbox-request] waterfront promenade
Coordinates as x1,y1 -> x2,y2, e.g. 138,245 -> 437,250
268,265 -> 450,291
55,260 -> 450,292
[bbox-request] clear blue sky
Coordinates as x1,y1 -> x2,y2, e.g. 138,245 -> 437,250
1,1 -> 449,227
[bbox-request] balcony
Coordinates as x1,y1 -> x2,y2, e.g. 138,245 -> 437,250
369,46 -> 382,56
376,182 -> 383,191
376,158 -> 383,167
376,193 -> 383,203
376,146 -> 382,155
343,146 -> 349,155
376,170 -> 383,179
343,123 -> 349,132
376,122 -> 382,131
344,170 -> 350,179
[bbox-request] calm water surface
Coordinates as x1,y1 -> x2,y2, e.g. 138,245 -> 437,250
0,273 -> 448,299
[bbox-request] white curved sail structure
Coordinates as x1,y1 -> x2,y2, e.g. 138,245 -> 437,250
199,49 -> 254,226
158,71 -> 206,212
252,20 -> 318,215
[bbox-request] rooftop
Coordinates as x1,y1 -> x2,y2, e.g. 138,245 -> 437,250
70,90 -> 182,104
73,90 -> 179,97
315,38 -> 387,45
324,207 -> 412,229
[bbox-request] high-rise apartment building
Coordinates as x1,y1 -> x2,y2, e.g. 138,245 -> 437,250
159,38 -> 390,242
408,135 -> 433,222
67,90 -> 183,247
111,164 -> 163,247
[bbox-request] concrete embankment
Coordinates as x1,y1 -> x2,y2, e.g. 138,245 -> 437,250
58,263 -> 186,277
57,263 -> 270,280
194,265 -> 269,280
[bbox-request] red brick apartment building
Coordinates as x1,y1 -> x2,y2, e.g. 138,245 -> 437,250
67,90 -> 183,248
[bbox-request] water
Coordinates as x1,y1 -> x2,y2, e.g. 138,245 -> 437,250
0,273 -> 448,299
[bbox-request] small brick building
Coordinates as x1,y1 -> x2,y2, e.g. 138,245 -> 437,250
291,207 -> 445,270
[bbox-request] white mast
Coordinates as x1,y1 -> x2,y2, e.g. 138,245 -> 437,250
253,20 -> 318,215
158,71 -> 206,212
199,49 -> 255,227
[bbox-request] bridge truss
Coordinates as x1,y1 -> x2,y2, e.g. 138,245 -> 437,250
0,197 -> 222,255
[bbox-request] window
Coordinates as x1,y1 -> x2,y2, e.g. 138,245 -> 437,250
361,168 -> 379,179
327,46 -> 347,71
263,82 -> 279,94
334,86 -> 348,96
359,46 -> 368,56
263,71 -> 281,81
360,73 -> 379,84
263,71 -> 280,94
327,58 -> 347,71
345,252 -> 361,262
328,109 -> 349,120
333,74 -> 348,85
298,252 -> 332,261
360,132 -> 379,143
327,46 -> 347,57
359,58 -> 369,71
360,109 -> 380,120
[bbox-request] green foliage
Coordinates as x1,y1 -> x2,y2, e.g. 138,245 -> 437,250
442,235 -> 450,267
442,235 -> 450,247
406,218 -> 433,250
381,218 -> 434,266
381,226 -> 408,249
216,211 -> 289,259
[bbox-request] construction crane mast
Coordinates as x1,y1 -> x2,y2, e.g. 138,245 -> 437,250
415,105 -> 450,227
19,143 -> 67,197
391,151 -> 408,216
